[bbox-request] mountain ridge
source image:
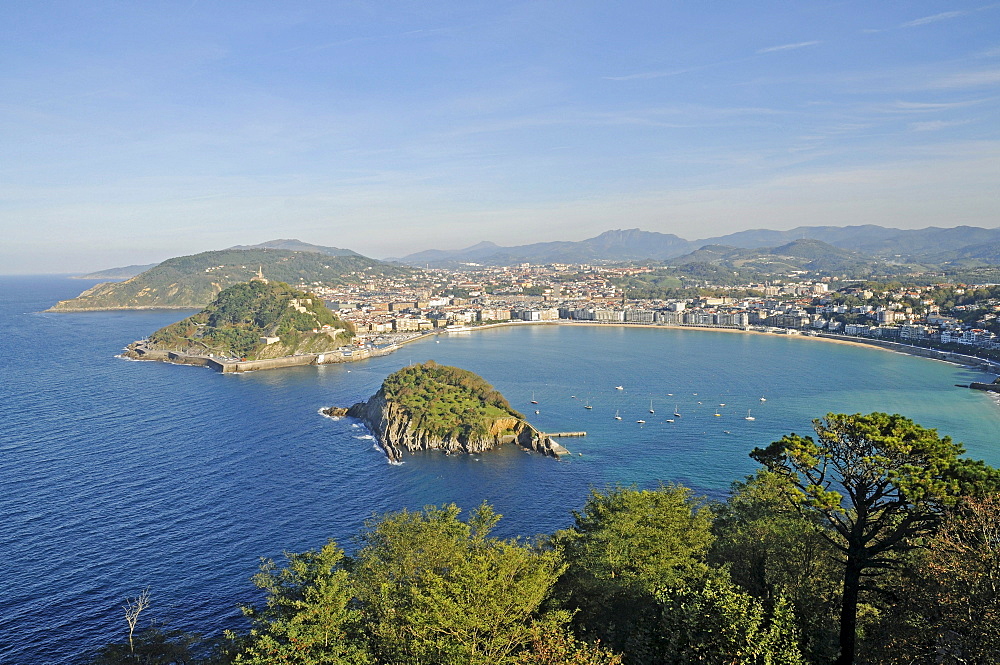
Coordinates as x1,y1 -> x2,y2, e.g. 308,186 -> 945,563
51,247 -> 410,311
389,226 -> 1000,267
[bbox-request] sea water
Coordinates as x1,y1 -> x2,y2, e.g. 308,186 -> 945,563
2,276 -> 999,664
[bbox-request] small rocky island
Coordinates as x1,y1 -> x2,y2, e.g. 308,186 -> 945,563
123,279 -> 355,371
324,361 -> 569,462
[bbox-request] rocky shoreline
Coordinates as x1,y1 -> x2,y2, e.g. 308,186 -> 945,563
323,386 -> 569,462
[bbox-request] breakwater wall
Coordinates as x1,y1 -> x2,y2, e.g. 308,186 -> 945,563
126,344 -> 399,373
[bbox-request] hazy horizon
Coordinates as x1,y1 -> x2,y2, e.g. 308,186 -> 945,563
3,2 -> 999,273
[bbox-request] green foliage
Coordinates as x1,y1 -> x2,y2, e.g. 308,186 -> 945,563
88,626 -> 204,665
750,412 -> 1000,665
653,576 -> 804,665
53,248 -> 412,310
711,471 -> 842,663
381,361 -> 523,441
147,281 -> 353,360
514,621 -> 623,665
865,494 -> 1000,665
609,270 -> 692,300
552,484 -> 715,659
352,503 -> 566,665
236,540 -> 369,664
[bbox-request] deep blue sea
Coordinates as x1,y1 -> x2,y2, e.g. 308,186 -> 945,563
3,275 -> 1000,664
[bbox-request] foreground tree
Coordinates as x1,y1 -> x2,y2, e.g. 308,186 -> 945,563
751,412 -> 1000,665
711,471 -> 842,663
554,484 -> 803,664
868,493 -> 1000,664
553,484 -> 714,656
351,503 -> 567,665
514,620 -> 624,665
654,575 -> 803,665
236,540 -> 369,664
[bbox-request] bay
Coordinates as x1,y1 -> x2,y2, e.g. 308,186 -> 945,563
2,276 -> 999,664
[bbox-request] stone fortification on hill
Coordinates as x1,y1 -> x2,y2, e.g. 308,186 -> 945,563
324,361 -> 569,462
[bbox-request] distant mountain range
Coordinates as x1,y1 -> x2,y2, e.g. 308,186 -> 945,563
672,238 -> 897,278
388,226 -> 1000,267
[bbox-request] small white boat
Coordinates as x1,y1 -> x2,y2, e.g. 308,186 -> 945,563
615,385 -> 624,390
673,405 -> 681,417
649,400 -> 655,414
534,410 -> 540,414
636,419 -> 646,424
665,418 -> 675,423
760,396 -> 766,402
614,410 -> 622,420
745,409 -> 755,421
530,392 -> 538,405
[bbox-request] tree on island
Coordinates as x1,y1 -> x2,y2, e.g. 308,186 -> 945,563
750,412 -> 1000,665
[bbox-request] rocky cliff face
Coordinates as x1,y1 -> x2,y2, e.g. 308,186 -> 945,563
324,388 -> 568,462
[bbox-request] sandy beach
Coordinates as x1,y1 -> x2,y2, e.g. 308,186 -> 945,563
423,319 -> 1000,376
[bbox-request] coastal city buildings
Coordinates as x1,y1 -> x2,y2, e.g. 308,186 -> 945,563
290,263 -> 1000,357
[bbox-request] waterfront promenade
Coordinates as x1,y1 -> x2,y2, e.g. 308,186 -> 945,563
125,318 -> 1000,377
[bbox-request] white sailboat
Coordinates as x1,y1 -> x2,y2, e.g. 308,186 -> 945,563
745,409 -> 755,421
673,404 -> 681,417
649,399 -> 655,414
614,410 -> 622,420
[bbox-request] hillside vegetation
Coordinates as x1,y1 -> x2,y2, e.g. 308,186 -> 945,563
382,361 -> 524,440
51,248 -> 410,310
143,280 -> 353,359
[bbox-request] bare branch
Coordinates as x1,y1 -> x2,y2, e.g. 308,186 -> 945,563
124,587 -> 150,655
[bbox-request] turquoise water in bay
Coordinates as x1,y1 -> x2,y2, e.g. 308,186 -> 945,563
3,276 -> 999,663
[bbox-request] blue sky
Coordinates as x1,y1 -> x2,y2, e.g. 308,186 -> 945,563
2,1 -> 999,272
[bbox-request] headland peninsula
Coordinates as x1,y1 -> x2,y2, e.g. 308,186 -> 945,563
122,279 -> 360,372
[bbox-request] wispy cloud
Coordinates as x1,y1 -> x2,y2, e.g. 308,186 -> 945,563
901,11 -> 968,28
604,69 -> 684,81
756,41 -> 820,54
910,119 -> 972,131
887,99 -> 985,112
928,68 -> 1000,88
603,63 -> 719,81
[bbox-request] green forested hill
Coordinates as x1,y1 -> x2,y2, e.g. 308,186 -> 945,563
381,361 -> 525,440
50,248 -> 411,310
138,280 -> 354,359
